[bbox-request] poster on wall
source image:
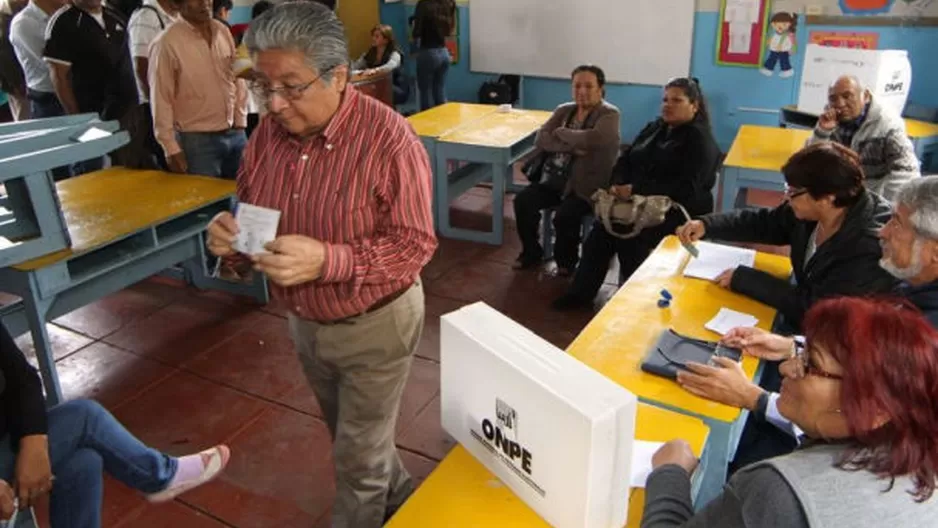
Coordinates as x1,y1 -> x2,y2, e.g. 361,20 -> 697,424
716,0 -> 772,67
760,11 -> 798,77
446,37 -> 459,64
808,30 -> 879,49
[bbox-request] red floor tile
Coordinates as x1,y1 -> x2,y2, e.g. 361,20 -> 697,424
110,370 -> 268,456
57,342 -> 176,408
16,323 -> 94,365
103,297 -> 254,366
115,501 -> 231,528
397,396 -> 456,462
181,406 -> 334,528
53,280 -> 186,339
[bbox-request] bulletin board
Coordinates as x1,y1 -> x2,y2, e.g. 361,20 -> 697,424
716,0 -> 772,67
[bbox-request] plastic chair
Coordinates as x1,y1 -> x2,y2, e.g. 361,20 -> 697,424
541,209 -> 595,260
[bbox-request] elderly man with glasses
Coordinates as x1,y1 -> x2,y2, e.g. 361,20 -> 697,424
205,4 -> 436,527
669,176 -> 938,472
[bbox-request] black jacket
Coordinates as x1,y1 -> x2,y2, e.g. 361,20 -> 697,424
0,324 -> 47,443
700,191 -> 898,329
899,281 -> 938,329
612,116 -> 721,218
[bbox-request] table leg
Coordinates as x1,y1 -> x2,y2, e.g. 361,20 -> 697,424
721,166 -> 739,212
21,294 -> 61,405
490,162 -> 506,245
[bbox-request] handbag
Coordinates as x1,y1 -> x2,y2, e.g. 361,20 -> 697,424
521,151 -> 547,183
591,188 -> 692,239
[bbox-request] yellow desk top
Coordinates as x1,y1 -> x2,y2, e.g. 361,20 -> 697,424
781,105 -> 938,139
724,124 -> 812,172
438,109 -> 553,148
14,168 -> 234,271
386,403 -> 709,528
568,236 -> 792,423
407,102 -> 497,139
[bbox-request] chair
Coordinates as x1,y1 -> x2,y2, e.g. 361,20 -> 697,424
541,209 -> 595,261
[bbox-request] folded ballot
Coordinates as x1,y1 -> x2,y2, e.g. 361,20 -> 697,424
440,302 -> 638,528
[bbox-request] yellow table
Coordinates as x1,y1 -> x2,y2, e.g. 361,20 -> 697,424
569,235 -> 791,506
432,109 -> 552,244
387,403 -> 709,528
0,169 -> 268,403
407,102 -> 496,139
720,125 -> 812,211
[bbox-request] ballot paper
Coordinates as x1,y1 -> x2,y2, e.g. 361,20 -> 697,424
683,241 -> 755,281
74,126 -> 111,142
705,308 -> 759,336
630,440 -> 665,488
233,203 -> 281,255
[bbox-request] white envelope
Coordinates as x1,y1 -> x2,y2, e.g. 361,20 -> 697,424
441,302 -> 638,528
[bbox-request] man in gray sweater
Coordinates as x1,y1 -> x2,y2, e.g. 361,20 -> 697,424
807,75 -> 920,200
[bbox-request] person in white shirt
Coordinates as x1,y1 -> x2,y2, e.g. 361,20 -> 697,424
9,0 -> 66,118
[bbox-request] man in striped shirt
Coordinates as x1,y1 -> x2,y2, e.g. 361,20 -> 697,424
205,4 -> 437,527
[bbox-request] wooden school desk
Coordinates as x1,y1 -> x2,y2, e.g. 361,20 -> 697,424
720,125 -> 812,211
567,236 -> 791,507
386,403 -> 710,528
0,169 -> 268,404
433,108 -> 552,245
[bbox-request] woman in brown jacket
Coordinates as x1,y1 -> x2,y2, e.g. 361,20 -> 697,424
513,64 -> 621,275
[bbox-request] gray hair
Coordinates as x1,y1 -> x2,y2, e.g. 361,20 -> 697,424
831,75 -> 866,94
244,1 -> 349,83
896,176 -> 938,240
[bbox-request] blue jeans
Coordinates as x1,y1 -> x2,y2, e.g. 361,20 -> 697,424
415,47 -> 450,111
177,129 -> 247,179
763,51 -> 792,72
0,400 -> 177,528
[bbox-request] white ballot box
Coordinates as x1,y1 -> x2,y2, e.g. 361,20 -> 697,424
798,44 -> 912,117
440,302 -> 638,528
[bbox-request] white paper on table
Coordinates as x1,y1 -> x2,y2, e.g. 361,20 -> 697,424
233,203 -> 281,255
630,440 -> 665,488
705,307 -> 759,336
74,126 -> 112,142
683,241 -> 756,281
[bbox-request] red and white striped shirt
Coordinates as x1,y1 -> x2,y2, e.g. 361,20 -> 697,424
237,87 -> 437,322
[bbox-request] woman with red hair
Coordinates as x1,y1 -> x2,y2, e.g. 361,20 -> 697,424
643,296 -> 938,526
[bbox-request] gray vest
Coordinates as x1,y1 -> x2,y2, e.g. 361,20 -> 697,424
755,444 -> 938,528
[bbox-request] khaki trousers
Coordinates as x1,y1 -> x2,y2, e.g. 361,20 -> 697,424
288,281 -> 424,528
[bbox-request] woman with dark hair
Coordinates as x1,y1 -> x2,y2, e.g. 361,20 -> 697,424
552,77 -> 720,309
676,141 -> 898,330
643,296 -> 938,527
0,323 -> 230,526
512,64 -> 620,274
351,24 -> 409,105
410,0 -> 454,110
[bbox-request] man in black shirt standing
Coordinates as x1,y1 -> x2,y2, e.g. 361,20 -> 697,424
43,0 -> 144,173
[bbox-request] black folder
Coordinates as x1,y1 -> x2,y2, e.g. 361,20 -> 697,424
641,329 -> 742,380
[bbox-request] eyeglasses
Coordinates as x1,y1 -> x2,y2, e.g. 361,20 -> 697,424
249,66 -> 337,101
794,344 -> 842,380
784,185 -> 809,200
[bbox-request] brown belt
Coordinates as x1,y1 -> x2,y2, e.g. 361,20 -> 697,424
317,281 -> 414,325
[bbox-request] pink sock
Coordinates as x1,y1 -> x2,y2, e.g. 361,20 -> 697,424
167,454 -> 205,488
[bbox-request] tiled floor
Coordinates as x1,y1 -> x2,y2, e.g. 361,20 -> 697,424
10,185 -> 786,527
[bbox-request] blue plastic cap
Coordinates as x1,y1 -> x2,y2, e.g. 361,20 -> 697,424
660,289 -> 673,300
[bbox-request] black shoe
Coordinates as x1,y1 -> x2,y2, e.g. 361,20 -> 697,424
551,293 -> 592,311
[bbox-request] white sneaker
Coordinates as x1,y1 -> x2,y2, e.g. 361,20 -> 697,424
779,69 -> 794,78
760,68 -> 773,76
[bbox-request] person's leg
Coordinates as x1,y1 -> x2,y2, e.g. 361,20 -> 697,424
552,194 -> 593,273
177,132 -> 224,177
220,129 -> 247,180
512,183 -> 560,268
324,282 -> 424,528
552,223 -> 616,310
288,314 -> 340,436
8,93 -> 29,122
415,50 -> 432,111
431,48 -> 450,108
45,399 -> 177,494
48,448 -> 103,528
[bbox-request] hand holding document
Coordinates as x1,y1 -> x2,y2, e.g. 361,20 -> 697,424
233,203 -> 281,256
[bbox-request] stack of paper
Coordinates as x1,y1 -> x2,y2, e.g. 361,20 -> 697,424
705,308 -> 759,335
441,302 -> 638,528
683,241 -> 756,281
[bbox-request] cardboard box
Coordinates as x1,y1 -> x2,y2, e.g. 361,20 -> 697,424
798,44 -> 912,117
440,302 -> 638,528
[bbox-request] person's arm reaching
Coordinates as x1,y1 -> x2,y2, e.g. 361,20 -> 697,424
552,110 -> 620,152
318,140 -> 438,288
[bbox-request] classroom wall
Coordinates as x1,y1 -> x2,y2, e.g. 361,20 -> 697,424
380,0 -> 938,150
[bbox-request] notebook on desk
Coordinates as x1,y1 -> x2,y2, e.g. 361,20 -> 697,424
641,329 -> 742,380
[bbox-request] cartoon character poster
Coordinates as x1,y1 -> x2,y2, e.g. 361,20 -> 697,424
761,12 -> 797,78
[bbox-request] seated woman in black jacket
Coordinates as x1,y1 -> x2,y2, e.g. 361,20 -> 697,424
552,77 -> 721,310
676,141 -> 898,331
0,324 -> 229,526
351,24 -> 410,105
